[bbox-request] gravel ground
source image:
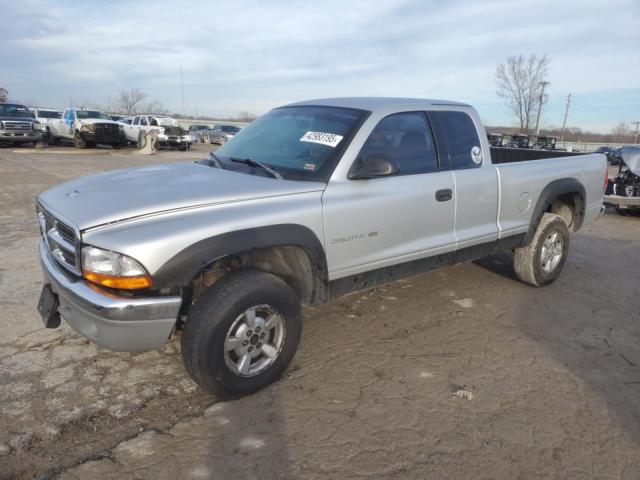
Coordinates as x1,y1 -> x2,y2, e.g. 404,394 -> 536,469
1,144 -> 639,479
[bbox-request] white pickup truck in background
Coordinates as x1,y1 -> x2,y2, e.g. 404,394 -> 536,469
48,109 -> 124,148
122,114 -> 191,151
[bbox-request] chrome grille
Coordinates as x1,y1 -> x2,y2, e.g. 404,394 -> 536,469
3,121 -> 32,131
37,204 -> 81,275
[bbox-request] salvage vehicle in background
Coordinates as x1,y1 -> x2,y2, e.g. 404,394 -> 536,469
532,135 -> 557,150
210,123 -> 242,144
0,103 -> 44,147
123,114 -> 190,151
30,108 -> 62,141
188,124 -> 213,143
595,146 -> 621,165
605,146 -> 640,216
487,132 -> 508,147
35,97 -> 606,398
110,114 -> 132,125
506,134 -> 533,148
48,109 -> 124,148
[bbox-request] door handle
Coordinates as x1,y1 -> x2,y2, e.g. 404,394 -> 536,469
435,189 -> 453,202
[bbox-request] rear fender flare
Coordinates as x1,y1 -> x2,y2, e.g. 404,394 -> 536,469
523,178 -> 585,245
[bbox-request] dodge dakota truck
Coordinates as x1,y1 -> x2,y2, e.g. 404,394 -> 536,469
36,98 -> 607,397
48,108 -> 124,148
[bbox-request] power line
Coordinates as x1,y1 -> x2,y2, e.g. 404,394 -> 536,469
534,81 -> 551,135
632,121 -> 640,144
560,93 -> 572,142
179,66 -> 186,117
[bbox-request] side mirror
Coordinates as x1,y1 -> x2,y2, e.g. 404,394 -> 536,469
348,153 -> 398,180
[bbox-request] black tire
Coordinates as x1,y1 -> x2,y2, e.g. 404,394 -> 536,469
137,131 -> 145,149
48,133 -> 60,146
513,213 -> 570,287
181,270 -> 302,398
34,139 -> 44,149
73,130 -> 86,149
615,207 -> 631,216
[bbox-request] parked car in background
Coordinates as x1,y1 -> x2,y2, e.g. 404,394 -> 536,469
123,114 -> 190,150
189,124 -> 213,143
35,97 -> 607,398
605,147 -> 640,215
210,124 -> 242,144
0,103 -> 44,147
595,146 -> 621,165
487,132 -> 507,147
532,135 -> 557,150
506,134 -> 533,148
48,109 -> 124,148
110,114 -> 132,125
30,108 -> 62,140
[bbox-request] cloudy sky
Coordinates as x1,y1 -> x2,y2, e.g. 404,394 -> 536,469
2,0 -> 638,132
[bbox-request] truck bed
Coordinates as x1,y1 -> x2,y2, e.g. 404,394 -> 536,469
490,147 -> 585,164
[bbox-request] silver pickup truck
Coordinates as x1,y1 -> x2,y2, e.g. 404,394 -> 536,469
36,97 -> 607,397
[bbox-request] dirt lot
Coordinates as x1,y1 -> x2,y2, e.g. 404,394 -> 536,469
1,144 -> 639,479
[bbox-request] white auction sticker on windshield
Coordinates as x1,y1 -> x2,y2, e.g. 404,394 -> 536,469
300,131 -> 343,148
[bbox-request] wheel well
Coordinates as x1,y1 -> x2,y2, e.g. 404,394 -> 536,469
547,192 -> 584,232
189,245 -> 327,310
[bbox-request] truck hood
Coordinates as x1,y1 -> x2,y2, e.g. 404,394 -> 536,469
76,118 -> 120,126
38,162 -> 326,230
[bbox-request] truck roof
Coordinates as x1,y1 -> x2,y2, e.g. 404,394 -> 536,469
284,97 -> 470,112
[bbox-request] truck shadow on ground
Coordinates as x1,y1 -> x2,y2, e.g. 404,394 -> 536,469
474,227 -> 640,447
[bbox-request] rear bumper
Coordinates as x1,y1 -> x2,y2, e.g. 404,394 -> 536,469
604,195 -> 640,208
39,239 -> 182,352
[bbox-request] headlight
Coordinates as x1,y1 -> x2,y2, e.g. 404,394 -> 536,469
81,246 -> 152,290
80,123 -> 95,132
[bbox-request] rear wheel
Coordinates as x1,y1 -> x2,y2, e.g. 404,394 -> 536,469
513,213 -> 570,286
181,270 -> 302,398
73,130 -> 86,149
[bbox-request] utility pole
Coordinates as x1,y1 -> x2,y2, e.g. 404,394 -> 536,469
632,121 -> 640,144
534,81 -> 551,135
179,66 -> 186,117
560,93 -> 571,142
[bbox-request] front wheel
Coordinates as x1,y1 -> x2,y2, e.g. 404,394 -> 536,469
181,270 -> 302,398
513,213 -> 570,286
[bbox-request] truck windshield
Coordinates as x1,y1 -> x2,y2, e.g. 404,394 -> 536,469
76,111 -> 112,120
220,125 -> 241,133
38,110 -> 62,119
214,106 -> 368,181
0,104 -> 33,117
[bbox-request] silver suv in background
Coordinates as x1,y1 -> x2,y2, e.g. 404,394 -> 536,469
0,103 -> 44,147
210,123 -> 242,144
36,97 -> 606,398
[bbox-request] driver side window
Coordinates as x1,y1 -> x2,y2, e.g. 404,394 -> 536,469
357,112 -> 439,176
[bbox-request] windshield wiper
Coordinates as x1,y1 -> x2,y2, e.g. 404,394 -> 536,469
231,157 -> 283,179
197,152 -> 225,170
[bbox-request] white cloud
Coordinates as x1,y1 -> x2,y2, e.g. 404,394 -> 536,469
2,0 -> 639,131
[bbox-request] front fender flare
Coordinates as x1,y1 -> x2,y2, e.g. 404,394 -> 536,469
152,223 -> 328,291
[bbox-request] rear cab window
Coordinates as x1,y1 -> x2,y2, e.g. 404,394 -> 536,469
431,111 -> 483,170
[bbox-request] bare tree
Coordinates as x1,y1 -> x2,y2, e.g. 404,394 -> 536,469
0,87 -> 8,102
610,122 -> 631,143
495,54 -> 551,133
112,88 -> 147,115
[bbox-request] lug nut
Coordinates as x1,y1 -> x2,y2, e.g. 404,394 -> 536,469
255,326 -> 261,333
248,346 -> 254,352
260,333 -> 265,339
242,340 -> 249,346
246,330 -> 252,336
257,343 -> 262,348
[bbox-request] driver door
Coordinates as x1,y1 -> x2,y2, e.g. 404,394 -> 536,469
322,111 -> 456,280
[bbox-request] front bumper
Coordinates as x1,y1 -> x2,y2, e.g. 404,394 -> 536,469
39,239 -> 182,352
79,131 -> 121,143
0,130 -> 43,142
